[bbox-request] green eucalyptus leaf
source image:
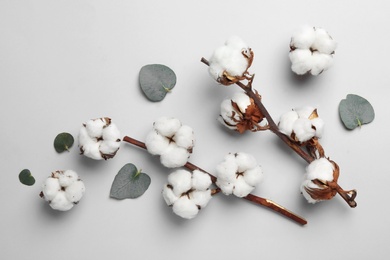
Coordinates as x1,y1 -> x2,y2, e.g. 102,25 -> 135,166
139,64 -> 176,102
19,169 -> 35,186
110,163 -> 151,199
54,132 -> 74,153
339,94 -> 375,130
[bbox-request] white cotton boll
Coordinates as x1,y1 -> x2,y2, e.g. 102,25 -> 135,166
289,49 -> 313,75
172,197 -> 199,219
190,190 -> 212,208
50,191 -> 74,211
278,110 -> 299,136
310,52 -> 333,76
311,118 -> 325,138
233,176 -> 254,198
42,177 -> 61,201
290,25 -> 316,49
216,180 -> 234,195
173,125 -> 195,149
243,166 -> 263,187
58,170 -> 78,187
82,141 -> 103,160
78,127 -> 95,146
102,124 -> 120,141
300,180 -> 321,204
99,140 -> 120,155
145,131 -> 170,155
295,106 -> 315,119
312,28 -> 337,55
235,153 -> 257,172
65,180 -> 85,203
191,170 -> 212,191
292,118 -> 316,142
167,170 -> 192,197
160,145 -> 189,168
85,119 -> 106,138
162,185 -> 178,206
306,158 -> 334,182
154,117 -> 182,137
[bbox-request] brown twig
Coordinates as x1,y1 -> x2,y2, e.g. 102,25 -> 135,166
200,57 -> 357,208
122,135 -> 307,225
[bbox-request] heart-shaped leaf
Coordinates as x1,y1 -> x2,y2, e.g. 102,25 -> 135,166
339,94 -> 375,130
110,163 -> 151,199
139,64 -> 176,102
19,169 -> 35,186
54,132 -> 74,153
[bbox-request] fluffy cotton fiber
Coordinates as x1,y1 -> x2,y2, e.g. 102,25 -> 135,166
289,25 -> 337,76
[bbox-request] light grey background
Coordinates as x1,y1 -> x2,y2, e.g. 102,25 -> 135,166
1,1 -> 388,259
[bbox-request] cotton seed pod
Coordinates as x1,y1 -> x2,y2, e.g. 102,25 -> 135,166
162,169 -> 212,219
278,106 -> 324,143
219,92 -> 266,133
78,117 -> 121,160
145,117 -> 195,168
289,25 -> 337,76
215,152 -> 263,198
208,36 -> 254,85
300,158 -> 339,203
40,170 -> 86,211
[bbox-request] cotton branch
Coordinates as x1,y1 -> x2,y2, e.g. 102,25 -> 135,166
123,135 -> 307,225
200,57 -> 357,208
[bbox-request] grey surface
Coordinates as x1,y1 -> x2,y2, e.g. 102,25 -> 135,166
1,1 -> 388,259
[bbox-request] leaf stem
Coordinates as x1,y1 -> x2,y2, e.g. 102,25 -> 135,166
122,135 -> 307,225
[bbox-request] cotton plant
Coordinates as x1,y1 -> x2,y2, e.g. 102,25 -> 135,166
201,35 -> 357,208
289,25 -> 337,76
162,169 -> 212,219
215,152 -> 263,197
39,170 -> 86,211
78,117 -> 121,160
145,116 -> 195,168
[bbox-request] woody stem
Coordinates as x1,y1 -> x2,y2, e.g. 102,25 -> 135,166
122,135 -> 307,225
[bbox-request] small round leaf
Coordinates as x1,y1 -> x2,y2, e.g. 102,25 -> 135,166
339,94 -> 375,130
110,163 -> 151,199
19,169 -> 35,186
54,132 -> 74,153
139,64 -> 176,102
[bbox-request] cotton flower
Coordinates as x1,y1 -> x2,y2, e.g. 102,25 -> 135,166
300,158 -> 338,203
208,36 -> 253,85
289,25 -> 337,75
39,170 -> 86,211
78,117 -> 121,160
219,92 -> 267,133
162,169 -> 212,219
278,106 -> 324,143
145,117 -> 195,168
215,152 -> 263,197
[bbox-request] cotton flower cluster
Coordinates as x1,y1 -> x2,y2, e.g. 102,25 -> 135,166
289,25 -> 337,76
162,169 -> 212,219
300,158 -> 337,203
216,152 -> 263,197
208,36 -> 253,85
278,106 -> 324,143
219,92 -> 266,133
145,117 -> 195,168
40,170 -> 86,211
78,117 -> 121,160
